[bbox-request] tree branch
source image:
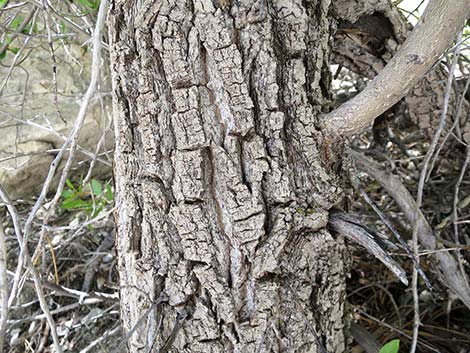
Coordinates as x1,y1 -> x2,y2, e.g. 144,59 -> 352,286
322,0 -> 470,138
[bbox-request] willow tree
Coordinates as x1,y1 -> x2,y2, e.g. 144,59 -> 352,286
108,0 -> 470,351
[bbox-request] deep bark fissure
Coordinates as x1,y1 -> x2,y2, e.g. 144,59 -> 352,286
110,0 -> 349,351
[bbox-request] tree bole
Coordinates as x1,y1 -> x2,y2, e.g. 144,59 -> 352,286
109,0 -> 349,352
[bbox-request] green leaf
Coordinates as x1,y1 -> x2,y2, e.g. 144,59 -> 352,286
65,179 -> 76,191
8,47 -> 19,54
10,16 -> 23,30
380,339 -> 400,353
76,0 -> 99,10
105,183 -> 113,202
0,39 -> 9,61
90,179 -> 103,197
9,16 -> 33,34
90,204 -> 104,218
61,198 -> 90,210
0,0 -> 7,8
61,176 -> 113,217
61,189 -> 74,199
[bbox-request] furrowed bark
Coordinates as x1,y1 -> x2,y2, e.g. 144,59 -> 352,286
109,0 -> 349,352
323,0 -> 470,138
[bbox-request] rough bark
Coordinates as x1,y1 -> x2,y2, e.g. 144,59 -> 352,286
109,0 -> 349,352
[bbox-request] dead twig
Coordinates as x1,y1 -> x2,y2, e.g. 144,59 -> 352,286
452,146 -> 470,280
79,325 -> 121,353
0,185 -> 63,353
6,269 -> 119,303
31,0 -> 109,268
410,30 -> 463,353
353,183 -> 434,294
0,221 -> 8,352
351,150 -> 470,310
42,0 -> 66,123
0,4 -> 37,57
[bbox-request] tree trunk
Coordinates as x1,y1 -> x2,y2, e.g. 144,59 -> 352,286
109,1 -> 349,352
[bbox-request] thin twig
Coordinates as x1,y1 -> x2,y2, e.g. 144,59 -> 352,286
7,300 -> 118,326
0,221 -> 8,352
79,325 -> 121,353
354,184 -> 434,294
358,310 -> 441,353
42,0 -> 66,123
0,112 -> 112,166
351,150 -> 470,309
453,146 -> 470,280
0,12 -> 37,95
6,269 -> 119,302
110,295 -> 168,353
8,0 -> 109,305
0,4 -> 37,56
427,72 -> 470,178
410,30 -> 463,353
0,186 -> 63,353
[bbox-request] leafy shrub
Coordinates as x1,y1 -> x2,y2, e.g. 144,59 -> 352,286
61,178 -> 113,218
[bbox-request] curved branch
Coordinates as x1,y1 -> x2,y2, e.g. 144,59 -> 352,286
322,0 -> 470,138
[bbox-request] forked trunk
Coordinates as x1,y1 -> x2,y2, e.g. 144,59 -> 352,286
109,0 -> 349,351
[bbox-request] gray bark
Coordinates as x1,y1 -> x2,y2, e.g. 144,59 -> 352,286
109,0 -> 349,352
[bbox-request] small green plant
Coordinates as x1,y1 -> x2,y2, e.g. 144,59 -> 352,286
75,0 -> 100,12
380,339 -> 400,353
61,178 -> 113,218
0,14 -> 39,60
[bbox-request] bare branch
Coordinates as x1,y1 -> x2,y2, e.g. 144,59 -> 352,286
8,0 -> 109,304
351,150 -> 470,310
0,185 -> 63,353
323,0 -> 470,137
409,30 -> 463,353
0,222 -> 8,352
